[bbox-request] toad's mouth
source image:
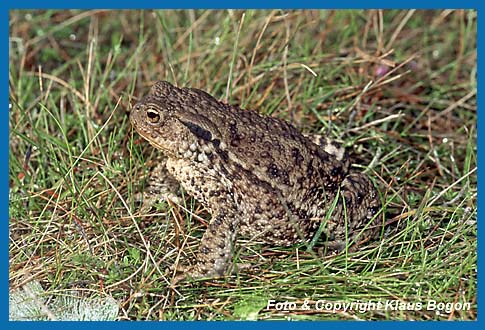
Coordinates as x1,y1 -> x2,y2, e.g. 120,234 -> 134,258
131,122 -> 176,157
139,133 -> 175,156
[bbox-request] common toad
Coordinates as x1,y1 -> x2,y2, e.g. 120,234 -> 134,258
130,80 -> 381,280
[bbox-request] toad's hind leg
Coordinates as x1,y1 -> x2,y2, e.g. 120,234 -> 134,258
339,171 -> 382,248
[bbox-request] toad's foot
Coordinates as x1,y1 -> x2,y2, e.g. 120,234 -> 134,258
134,160 -> 182,212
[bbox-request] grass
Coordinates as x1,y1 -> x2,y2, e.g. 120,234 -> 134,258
9,10 -> 476,320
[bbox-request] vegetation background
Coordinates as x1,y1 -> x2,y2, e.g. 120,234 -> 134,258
9,10 -> 476,320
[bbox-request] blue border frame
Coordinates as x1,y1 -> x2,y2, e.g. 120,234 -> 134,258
2,1 -> 481,9
4,1 -> 480,327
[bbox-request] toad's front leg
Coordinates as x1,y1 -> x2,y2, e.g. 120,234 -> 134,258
172,209 -> 239,284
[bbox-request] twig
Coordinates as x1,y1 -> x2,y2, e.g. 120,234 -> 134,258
348,112 -> 404,133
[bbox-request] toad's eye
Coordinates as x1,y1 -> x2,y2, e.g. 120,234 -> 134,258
146,109 -> 160,123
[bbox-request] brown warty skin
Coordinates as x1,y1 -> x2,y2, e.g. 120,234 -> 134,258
130,80 -> 382,281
